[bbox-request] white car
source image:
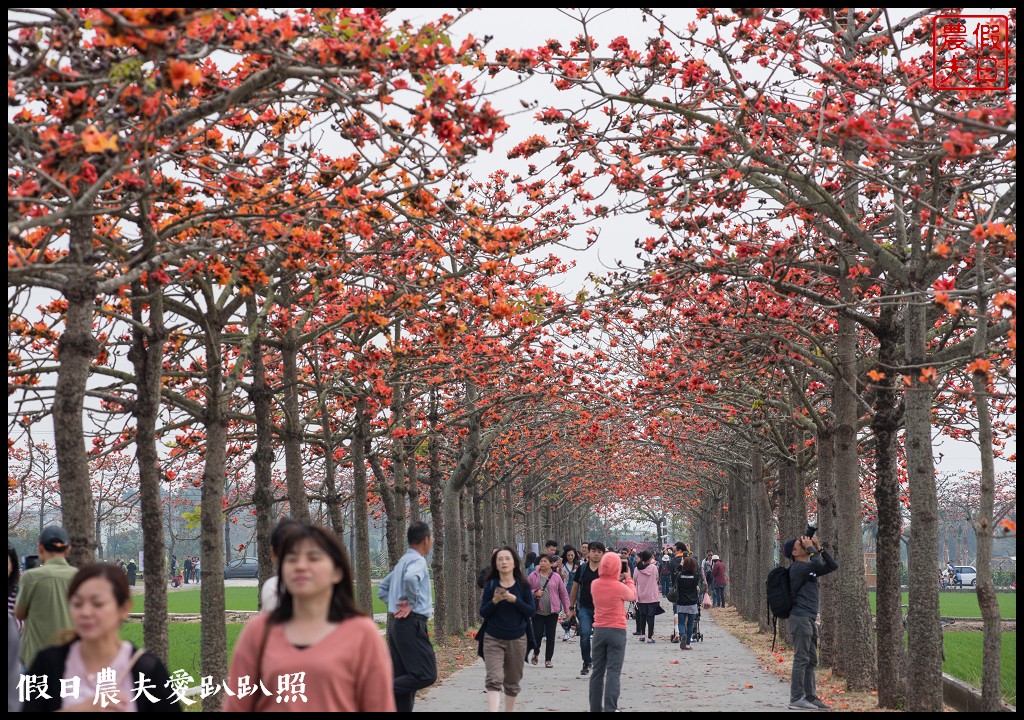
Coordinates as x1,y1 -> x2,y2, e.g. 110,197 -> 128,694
953,566 -> 977,586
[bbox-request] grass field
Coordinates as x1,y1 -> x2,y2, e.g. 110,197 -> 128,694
868,591 -> 1016,619
943,631 -> 1016,705
120,623 -> 245,681
131,586 -> 388,614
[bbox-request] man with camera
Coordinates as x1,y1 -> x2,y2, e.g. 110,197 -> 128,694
782,527 -> 838,711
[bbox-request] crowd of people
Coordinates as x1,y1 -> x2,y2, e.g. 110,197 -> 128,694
9,522 -> 831,712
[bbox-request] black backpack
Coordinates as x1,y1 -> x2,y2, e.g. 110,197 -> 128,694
766,564 -> 805,650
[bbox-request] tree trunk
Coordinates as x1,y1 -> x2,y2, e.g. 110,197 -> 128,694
281,320 -> 310,521
352,398 -> 373,613
506,481 -> 516,547
54,214 -> 99,567
833,300 -> 876,690
407,437 -> 421,523
904,287 -> 943,711
463,485 -> 476,628
427,391 -> 446,640
380,456 -> 404,569
969,260 -> 1001,710
751,451 -> 773,632
200,328 -> 229,712
316,391 -> 343,537
129,281 -> 168,664
871,303 -> 907,708
816,425 -> 841,668
726,465 -> 746,613
381,382 -> 407,566
249,304 -> 276,608
778,454 -> 806,553
441,386 -> 483,638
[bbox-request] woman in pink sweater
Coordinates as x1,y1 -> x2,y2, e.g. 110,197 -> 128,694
588,550 -> 636,712
631,550 -> 662,643
225,523 -> 395,712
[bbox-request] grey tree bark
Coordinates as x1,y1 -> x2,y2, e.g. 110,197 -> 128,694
969,257 -> 1002,710
53,214 -> 99,567
871,302 -> 907,708
815,425 -> 841,669
280,307 -> 310,521
248,301 -> 276,609
199,323 -> 229,712
833,281 -> 876,690
903,277 -> 944,712
129,278 -> 168,664
352,398 -> 373,613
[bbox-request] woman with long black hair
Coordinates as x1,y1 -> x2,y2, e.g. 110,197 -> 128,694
225,522 -> 394,712
478,546 -> 536,712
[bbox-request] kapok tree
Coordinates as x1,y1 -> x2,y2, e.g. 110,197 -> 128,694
495,8 -> 1015,708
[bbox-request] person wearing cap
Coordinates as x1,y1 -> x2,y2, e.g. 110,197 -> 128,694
783,534 -> 838,711
14,526 -> 77,668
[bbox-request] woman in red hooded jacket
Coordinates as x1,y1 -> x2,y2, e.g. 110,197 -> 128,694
588,550 -> 636,712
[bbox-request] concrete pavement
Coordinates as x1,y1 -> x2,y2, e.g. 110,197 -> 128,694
415,604 -> 793,712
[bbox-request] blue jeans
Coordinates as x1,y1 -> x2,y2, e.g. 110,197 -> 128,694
576,605 -> 594,666
714,585 -> 726,607
660,576 -> 672,595
677,611 -> 697,645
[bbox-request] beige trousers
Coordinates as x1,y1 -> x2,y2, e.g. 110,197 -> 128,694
482,633 -> 527,696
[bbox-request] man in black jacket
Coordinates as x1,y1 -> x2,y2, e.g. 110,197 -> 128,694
783,534 -> 838,711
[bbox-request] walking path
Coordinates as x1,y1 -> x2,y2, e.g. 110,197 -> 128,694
416,604 -> 792,712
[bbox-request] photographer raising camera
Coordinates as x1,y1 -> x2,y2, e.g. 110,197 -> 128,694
782,529 -> 838,711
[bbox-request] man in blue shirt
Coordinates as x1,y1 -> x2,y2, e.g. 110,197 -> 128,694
378,521 -> 436,712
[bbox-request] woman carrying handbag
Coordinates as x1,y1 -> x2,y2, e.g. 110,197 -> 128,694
478,547 -> 536,712
527,555 -> 570,667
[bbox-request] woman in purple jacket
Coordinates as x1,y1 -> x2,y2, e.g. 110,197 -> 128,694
527,554 -> 571,667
